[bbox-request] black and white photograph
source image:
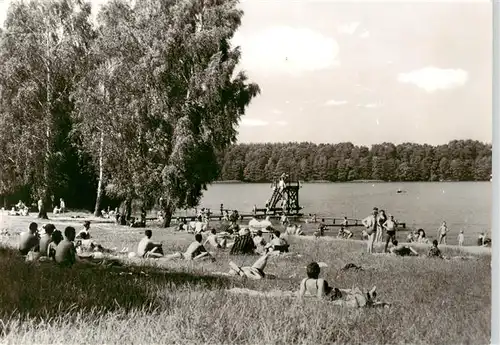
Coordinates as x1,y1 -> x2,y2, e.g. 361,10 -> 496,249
0,0 -> 495,344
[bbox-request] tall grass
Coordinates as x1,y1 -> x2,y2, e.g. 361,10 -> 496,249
0,216 -> 491,345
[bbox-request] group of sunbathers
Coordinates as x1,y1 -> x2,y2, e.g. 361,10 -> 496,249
17,221 -> 125,266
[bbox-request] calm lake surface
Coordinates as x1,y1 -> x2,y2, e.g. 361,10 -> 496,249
195,182 -> 491,245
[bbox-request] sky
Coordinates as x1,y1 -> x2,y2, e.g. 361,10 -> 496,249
0,0 -> 493,146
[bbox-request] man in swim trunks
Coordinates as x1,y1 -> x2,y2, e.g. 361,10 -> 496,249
437,221 -> 448,244
383,215 -> 397,253
18,222 -> 40,255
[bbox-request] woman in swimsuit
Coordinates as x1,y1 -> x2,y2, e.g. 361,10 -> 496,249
299,262 -> 341,300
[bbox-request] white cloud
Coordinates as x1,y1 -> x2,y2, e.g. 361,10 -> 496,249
232,26 -> 340,76
275,120 -> 288,126
359,31 -> 370,39
272,109 -> 283,115
240,118 -> 269,127
356,102 -> 383,109
324,99 -> 348,106
397,67 -> 468,92
337,22 -> 360,35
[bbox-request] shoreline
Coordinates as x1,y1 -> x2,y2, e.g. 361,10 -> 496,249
212,180 -> 491,184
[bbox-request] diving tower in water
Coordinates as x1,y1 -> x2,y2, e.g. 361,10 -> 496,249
253,173 -> 303,217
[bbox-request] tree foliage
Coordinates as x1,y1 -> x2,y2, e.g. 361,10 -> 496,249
216,140 -> 492,182
0,0 -> 96,216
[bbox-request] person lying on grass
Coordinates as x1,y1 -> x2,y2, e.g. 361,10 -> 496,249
55,226 -> 78,267
389,240 -> 419,256
204,228 -> 227,249
226,252 -> 272,280
18,222 -> 40,256
137,230 -> 164,258
160,234 -> 215,262
75,232 -> 126,256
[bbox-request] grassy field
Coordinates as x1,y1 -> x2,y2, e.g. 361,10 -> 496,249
0,212 -> 491,345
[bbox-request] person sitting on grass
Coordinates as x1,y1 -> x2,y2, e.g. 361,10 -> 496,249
227,252 -> 272,280
162,234 -> 215,261
75,232 -> 120,255
47,230 -> 63,260
204,228 -> 227,249
76,221 -> 91,239
389,240 -> 419,257
253,229 -> 267,254
39,223 -> 56,257
18,222 -> 40,256
427,240 -> 444,259
265,230 -> 289,254
416,229 -> 429,244
137,230 -> 164,258
230,228 -> 256,255
337,227 -> 353,239
299,262 -> 342,300
55,226 -> 78,267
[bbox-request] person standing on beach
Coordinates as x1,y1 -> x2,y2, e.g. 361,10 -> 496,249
376,210 -> 387,243
437,221 -> 448,244
362,208 -> 378,254
37,198 -> 43,213
383,215 -> 397,253
458,230 -> 465,246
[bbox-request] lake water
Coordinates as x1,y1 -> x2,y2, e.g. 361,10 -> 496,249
194,182 -> 491,245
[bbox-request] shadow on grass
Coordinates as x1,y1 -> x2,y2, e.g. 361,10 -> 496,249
0,246 -> 231,321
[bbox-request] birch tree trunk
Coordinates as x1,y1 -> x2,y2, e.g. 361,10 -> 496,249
38,23 -> 52,220
93,131 -> 105,217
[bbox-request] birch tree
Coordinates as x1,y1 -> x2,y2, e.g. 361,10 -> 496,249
0,0 -> 95,218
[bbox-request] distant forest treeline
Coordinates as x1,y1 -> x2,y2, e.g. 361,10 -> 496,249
216,140 -> 492,182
